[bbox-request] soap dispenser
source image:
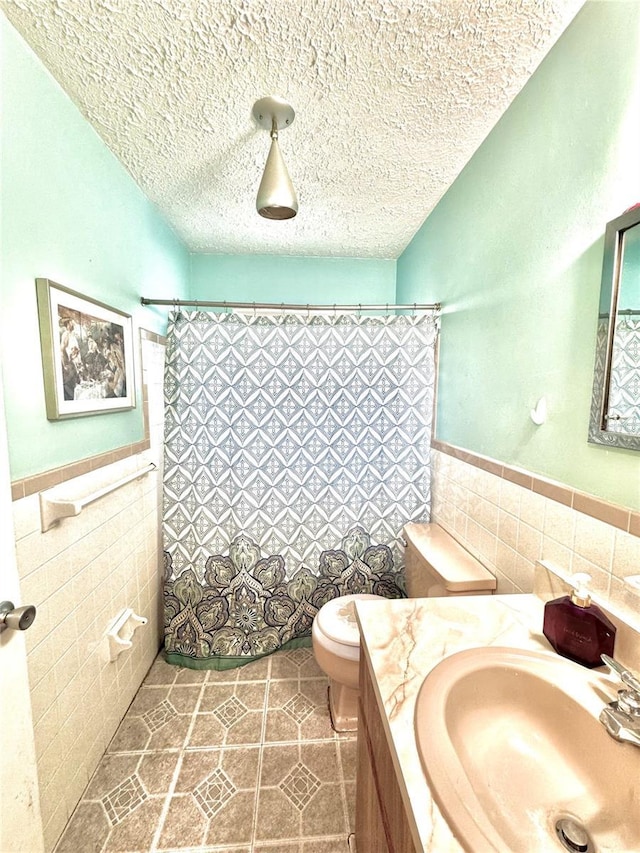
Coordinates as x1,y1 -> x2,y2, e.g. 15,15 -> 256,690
542,573 -> 616,668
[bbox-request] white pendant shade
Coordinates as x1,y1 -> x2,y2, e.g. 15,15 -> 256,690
253,96 -> 298,220
256,135 -> 298,220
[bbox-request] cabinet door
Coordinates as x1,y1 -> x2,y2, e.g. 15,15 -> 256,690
356,654 -> 418,852
356,704 -> 391,853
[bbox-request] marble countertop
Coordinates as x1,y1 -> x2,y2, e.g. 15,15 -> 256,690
355,593 -> 552,852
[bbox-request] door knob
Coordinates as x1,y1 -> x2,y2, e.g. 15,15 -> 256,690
0,600 -> 36,633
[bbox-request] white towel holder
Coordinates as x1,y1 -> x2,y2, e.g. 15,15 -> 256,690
39,461 -> 156,532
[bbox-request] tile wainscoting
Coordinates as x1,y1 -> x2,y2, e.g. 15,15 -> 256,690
431,442 -> 640,617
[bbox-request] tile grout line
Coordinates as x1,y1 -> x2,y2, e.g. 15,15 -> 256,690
295,667 -> 305,849
249,659 -> 272,851
149,678 -> 209,853
336,737 -> 353,840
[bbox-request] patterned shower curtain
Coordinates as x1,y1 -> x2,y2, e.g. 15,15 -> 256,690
608,316 -> 640,435
589,315 -> 640,445
162,310 -> 437,669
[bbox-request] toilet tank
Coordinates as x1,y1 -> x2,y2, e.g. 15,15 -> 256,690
403,522 -> 497,598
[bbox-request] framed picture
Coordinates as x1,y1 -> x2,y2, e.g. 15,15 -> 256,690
36,278 -> 136,420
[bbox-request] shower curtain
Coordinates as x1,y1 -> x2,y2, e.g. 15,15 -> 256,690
589,315 -> 640,443
162,310 -> 437,669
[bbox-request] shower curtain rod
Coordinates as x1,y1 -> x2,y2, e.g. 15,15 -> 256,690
140,297 -> 441,312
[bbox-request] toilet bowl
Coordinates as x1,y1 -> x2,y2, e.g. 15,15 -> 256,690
311,593 -> 384,732
311,523 -> 497,732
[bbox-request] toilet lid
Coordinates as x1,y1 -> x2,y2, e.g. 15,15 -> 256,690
316,594 -> 384,647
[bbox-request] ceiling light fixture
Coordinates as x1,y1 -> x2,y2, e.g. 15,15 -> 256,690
252,96 -> 298,220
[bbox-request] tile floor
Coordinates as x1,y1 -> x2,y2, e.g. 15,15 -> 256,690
54,648 -> 356,853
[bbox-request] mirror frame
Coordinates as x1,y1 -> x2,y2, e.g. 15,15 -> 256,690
588,205 -> 640,451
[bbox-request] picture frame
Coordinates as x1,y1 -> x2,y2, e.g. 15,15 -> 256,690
36,278 -> 136,420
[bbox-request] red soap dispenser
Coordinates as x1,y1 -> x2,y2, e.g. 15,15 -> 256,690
542,573 -> 616,668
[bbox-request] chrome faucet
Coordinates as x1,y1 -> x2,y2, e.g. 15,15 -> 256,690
599,654 -> 640,748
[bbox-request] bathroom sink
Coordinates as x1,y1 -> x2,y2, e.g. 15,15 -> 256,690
415,646 -> 640,853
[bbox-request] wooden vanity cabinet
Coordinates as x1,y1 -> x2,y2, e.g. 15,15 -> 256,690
355,651 -> 418,852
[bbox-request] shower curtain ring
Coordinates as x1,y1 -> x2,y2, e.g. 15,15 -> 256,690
413,302 -> 417,316
253,302 -> 256,318
358,303 -> 362,318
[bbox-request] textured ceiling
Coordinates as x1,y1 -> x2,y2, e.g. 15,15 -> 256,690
2,0 -> 584,258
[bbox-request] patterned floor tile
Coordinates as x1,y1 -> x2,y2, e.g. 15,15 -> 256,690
280,761 -> 322,809
84,754 -> 142,799
344,782 -> 356,834
56,650 -> 355,853
104,797 -> 166,852
160,779 -> 259,850
156,847 -> 251,853
255,743 -> 348,844
163,746 -> 261,849
337,739 -> 357,783
188,682 -> 267,748
143,657 -> 180,686
108,708 -> 192,753
205,654 -> 272,684
174,666 -> 210,685
233,655 -> 272,682
55,802 -> 110,853
156,794 -> 208,849
175,747 -> 261,799
156,848 -> 251,853
202,789 -> 260,849
193,766 -> 237,817
270,648 -> 324,680
102,773 -> 148,826
265,679 -> 334,743
108,685 -> 201,753
303,840 -> 352,853
137,751 -> 182,796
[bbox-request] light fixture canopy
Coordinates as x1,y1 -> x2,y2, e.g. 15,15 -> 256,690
253,96 -> 298,220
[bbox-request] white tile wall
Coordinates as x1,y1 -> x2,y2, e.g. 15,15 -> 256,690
12,335 -> 166,852
431,449 -> 640,614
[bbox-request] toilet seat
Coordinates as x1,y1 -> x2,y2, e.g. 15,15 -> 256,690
316,593 -> 383,646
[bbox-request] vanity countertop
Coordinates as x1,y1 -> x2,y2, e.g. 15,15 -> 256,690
355,593 -> 551,852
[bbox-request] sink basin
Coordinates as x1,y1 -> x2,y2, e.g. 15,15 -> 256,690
415,646 -> 640,853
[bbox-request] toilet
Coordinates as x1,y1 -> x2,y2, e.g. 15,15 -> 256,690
312,593 -> 384,732
311,522 -> 497,731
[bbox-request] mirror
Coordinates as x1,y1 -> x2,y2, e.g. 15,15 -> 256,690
589,205 -> 640,450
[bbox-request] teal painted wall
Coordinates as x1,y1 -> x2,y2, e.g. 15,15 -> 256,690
190,254 -> 396,305
0,17 -> 190,480
397,1 -> 640,511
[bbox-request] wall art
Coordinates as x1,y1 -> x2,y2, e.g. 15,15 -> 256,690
36,278 -> 135,419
